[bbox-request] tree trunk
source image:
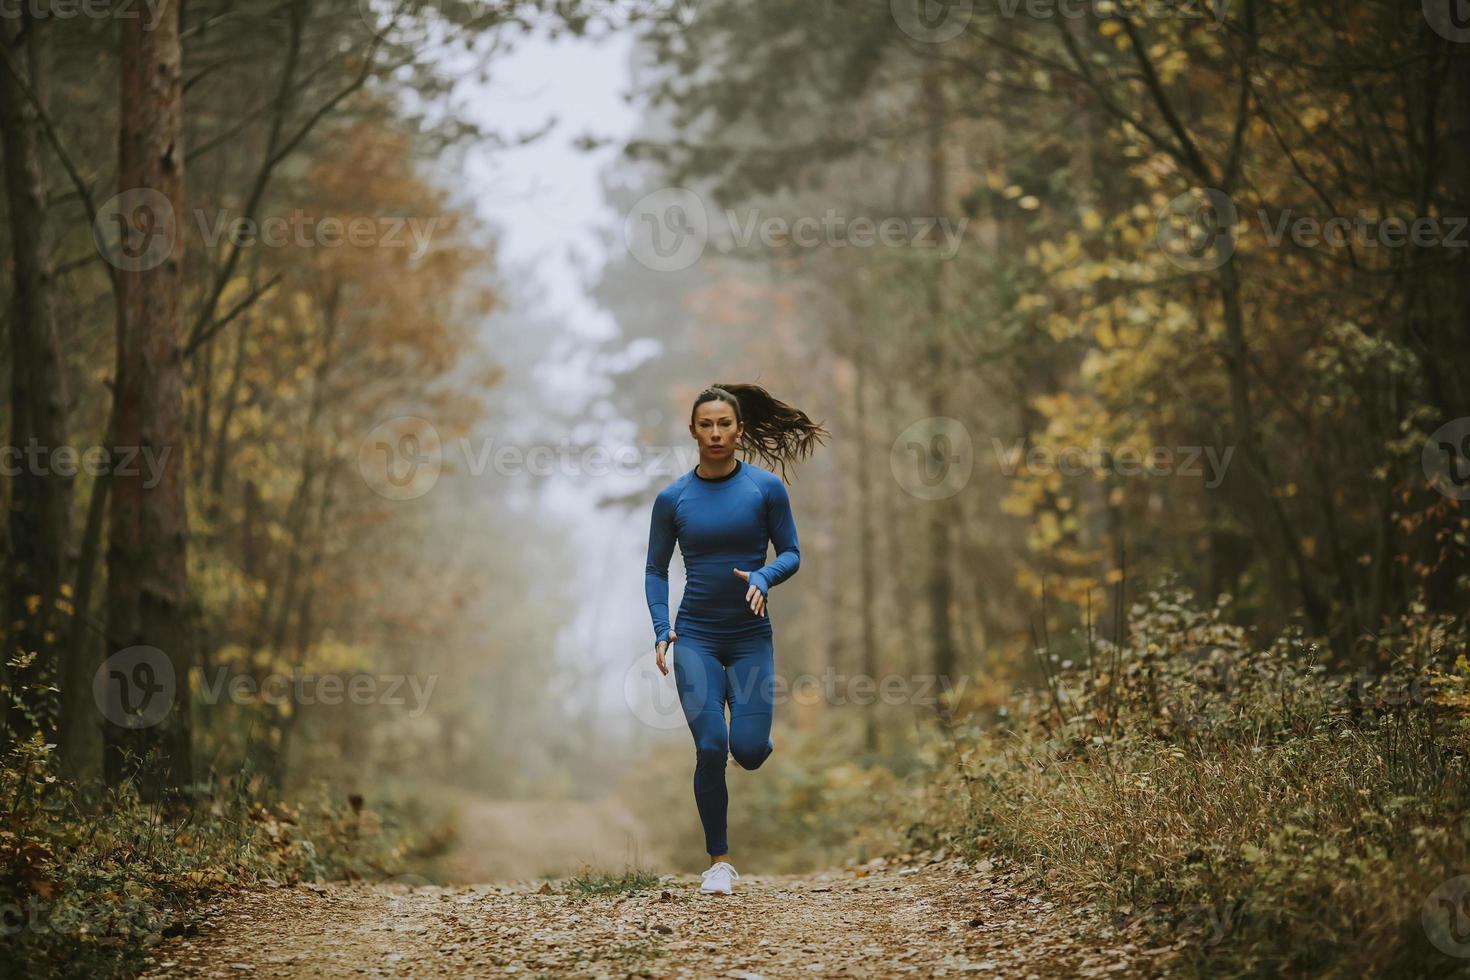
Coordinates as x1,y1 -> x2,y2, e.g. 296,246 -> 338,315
207,313 -> 251,511
1214,258 -> 1329,637
62,415 -> 112,778
922,56 -> 957,696
104,0 -> 194,801
271,456 -> 339,792
1440,37 -> 1470,414
0,10 -> 72,748
854,304 -> 878,757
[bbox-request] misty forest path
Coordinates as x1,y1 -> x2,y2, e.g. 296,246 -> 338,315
140,855 -> 1169,979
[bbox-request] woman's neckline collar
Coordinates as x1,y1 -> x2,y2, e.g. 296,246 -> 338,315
693,459 -> 742,482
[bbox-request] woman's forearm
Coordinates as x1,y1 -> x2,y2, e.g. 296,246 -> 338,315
645,490 -> 677,642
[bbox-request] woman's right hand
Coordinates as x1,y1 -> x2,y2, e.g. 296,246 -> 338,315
655,629 -> 678,676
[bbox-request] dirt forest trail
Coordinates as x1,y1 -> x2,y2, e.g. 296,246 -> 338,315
434,797 -> 672,882
139,846 -> 1170,979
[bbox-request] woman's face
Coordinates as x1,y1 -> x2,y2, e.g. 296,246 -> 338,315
690,400 -> 742,459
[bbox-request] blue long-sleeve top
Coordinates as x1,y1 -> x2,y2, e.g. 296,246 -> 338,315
644,458 -> 801,645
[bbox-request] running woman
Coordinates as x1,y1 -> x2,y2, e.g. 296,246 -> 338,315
644,383 -> 828,895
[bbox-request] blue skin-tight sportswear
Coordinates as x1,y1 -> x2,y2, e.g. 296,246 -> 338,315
644,458 -> 801,857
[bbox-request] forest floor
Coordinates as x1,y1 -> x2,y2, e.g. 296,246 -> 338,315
137,855 -> 1169,979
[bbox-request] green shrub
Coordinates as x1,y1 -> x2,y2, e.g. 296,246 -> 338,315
558,865 -> 661,896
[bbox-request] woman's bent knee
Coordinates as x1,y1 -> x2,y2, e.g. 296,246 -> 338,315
730,740 -> 771,771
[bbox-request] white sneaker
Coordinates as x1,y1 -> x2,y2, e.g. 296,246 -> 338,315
699,861 -> 739,895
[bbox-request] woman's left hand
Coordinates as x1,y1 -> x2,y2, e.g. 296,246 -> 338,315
732,567 -> 766,618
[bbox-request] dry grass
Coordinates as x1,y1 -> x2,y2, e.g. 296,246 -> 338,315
932,589 -> 1470,978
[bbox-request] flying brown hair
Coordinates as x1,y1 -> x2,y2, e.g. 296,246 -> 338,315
692,382 -> 830,482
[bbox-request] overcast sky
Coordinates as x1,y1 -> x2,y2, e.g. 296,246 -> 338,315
457,26 -> 638,340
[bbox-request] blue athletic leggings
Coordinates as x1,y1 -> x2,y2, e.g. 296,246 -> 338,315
673,629 -> 775,857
